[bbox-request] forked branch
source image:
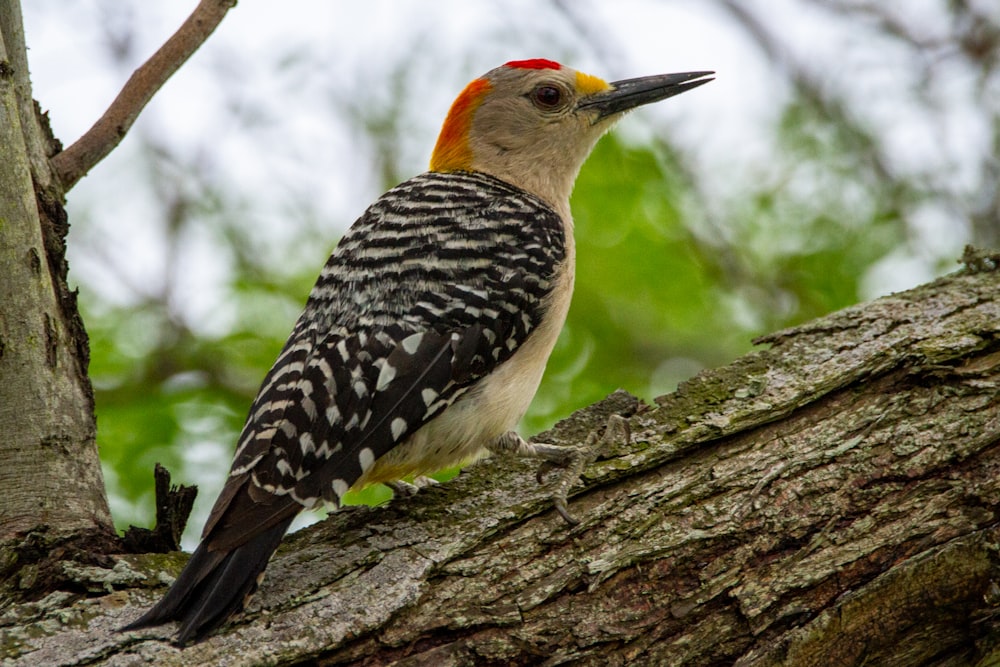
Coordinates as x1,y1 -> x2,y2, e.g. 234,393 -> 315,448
50,0 -> 235,191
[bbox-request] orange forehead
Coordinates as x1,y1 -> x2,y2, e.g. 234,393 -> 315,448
430,77 -> 493,172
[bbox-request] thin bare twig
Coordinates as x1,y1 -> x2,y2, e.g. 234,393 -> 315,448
50,0 -> 236,192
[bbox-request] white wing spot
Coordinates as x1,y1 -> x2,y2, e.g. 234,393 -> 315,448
376,362 -> 397,391
331,478 -> 350,499
421,388 -> 439,406
401,332 -> 424,354
299,432 -> 315,456
391,417 -> 407,440
359,447 -> 375,472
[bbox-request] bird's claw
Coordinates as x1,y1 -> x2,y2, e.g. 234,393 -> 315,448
488,415 -> 631,526
386,475 -> 439,497
554,495 -> 581,526
535,414 -> 632,526
538,442 -> 590,525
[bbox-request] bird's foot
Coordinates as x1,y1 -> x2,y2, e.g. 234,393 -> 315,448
386,475 -> 439,497
488,414 -> 630,525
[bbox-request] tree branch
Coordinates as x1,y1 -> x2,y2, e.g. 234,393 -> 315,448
49,0 -> 236,191
4,259 -> 999,665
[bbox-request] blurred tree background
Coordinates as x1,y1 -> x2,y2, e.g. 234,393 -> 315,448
21,1 -> 999,541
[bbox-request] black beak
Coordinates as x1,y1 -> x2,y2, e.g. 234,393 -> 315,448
580,71 -> 714,119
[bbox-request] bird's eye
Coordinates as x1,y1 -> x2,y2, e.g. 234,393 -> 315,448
531,85 -> 563,109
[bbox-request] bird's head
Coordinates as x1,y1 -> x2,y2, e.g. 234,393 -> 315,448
430,59 -> 713,207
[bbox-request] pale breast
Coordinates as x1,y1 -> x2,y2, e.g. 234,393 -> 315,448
355,248 -> 575,489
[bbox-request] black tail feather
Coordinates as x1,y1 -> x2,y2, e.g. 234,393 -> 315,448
122,517 -> 294,644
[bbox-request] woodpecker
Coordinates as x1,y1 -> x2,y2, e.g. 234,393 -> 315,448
124,59 -> 712,644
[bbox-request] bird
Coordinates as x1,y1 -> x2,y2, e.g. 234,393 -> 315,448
123,58 -> 713,644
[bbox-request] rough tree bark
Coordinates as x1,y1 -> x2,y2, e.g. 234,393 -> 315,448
0,0 -> 112,539
2,255 -> 997,666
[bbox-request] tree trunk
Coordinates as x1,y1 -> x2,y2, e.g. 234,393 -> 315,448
0,0 -> 112,539
3,257 -> 998,666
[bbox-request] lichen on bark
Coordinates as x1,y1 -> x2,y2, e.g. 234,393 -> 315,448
3,264 -> 999,666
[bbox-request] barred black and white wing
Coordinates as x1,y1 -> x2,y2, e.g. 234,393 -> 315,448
124,171 -> 566,643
